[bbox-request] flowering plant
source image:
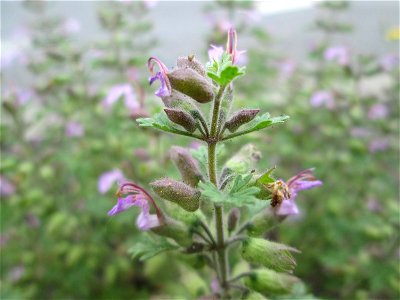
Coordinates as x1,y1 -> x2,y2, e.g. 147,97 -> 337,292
108,28 -> 322,298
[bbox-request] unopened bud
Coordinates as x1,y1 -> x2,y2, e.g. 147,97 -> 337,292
177,56 -> 206,77
247,208 -> 282,237
164,108 -> 197,133
228,207 -> 240,232
244,269 -> 301,296
151,217 -> 192,247
170,146 -> 203,186
225,109 -> 260,132
241,238 -> 299,273
151,178 -> 200,212
167,68 -> 214,104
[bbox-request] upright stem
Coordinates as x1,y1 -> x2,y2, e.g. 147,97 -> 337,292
208,85 -> 229,297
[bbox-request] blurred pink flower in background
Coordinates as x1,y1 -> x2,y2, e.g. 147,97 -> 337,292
324,45 -> 350,66
380,54 -> 399,72
350,127 -> 372,138
367,197 -> 382,212
98,169 -> 125,194
368,138 -> 389,153
102,84 -> 139,111
9,265 -> 25,283
143,0 -> 158,9
65,121 -> 85,137
367,103 -> 389,120
278,59 -> 297,78
310,90 -> 335,109
63,18 -> 81,33
1,27 -> 30,69
0,176 -> 16,197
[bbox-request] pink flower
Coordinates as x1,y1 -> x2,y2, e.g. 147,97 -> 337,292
380,54 -> 399,72
65,121 -> 84,137
148,57 -> 171,98
310,90 -> 335,109
98,169 -> 125,194
102,84 -> 139,111
367,103 -> 388,120
275,169 -> 323,217
324,46 -> 350,66
63,18 -> 81,33
208,28 -> 246,66
108,182 -> 163,231
0,176 -> 16,197
368,138 -> 389,153
208,45 -> 224,62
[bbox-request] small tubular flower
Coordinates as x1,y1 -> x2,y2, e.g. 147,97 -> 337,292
226,27 -> 246,65
108,182 -> 164,231
148,56 -> 171,97
271,169 -> 322,217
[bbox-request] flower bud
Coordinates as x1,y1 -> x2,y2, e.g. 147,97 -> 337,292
164,108 -> 197,133
225,144 -> 262,174
225,109 -> 260,132
167,68 -> 214,104
228,207 -> 240,233
177,56 -> 206,77
151,178 -> 200,212
170,146 -> 203,187
243,269 -> 301,296
151,217 -> 192,247
241,238 -> 299,273
247,208 -> 282,237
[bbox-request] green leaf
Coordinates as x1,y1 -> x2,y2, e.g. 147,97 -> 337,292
222,113 -> 289,141
257,167 -> 276,185
137,113 -> 201,139
199,173 -> 260,206
206,52 -> 245,86
128,234 -> 179,261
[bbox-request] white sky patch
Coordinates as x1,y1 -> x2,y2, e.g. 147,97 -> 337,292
257,0 -> 319,15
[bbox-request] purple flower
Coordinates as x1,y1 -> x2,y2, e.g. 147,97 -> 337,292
226,28 -> 246,65
102,84 -> 139,111
208,28 -> 246,66
98,169 -> 125,194
9,265 -> 25,283
63,18 -> 81,33
148,57 -> 171,98
275,169 -> 323,217
369,138 -> 389,153
208,45 -> 224,62
367,103 -> 388,120
65,121 -> 84,137
310,90 -> 335,109
143,0 -> 157,9
108,182 -> 163,230
324,46 -> 350,66
278,59 -> 297,78
380,54 -> 399,72
0,176 -> 16,197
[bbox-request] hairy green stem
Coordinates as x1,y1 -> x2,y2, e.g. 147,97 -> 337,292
208,85 -> 229,297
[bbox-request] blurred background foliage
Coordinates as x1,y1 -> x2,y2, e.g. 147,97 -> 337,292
1,1 -> 399,299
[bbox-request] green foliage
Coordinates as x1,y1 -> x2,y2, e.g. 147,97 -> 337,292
128,234 -> 179,261
222,113 -> 289,140
206,52 -> 246,86
199,173 -> 260,206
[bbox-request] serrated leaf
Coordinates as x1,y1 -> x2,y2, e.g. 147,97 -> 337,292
257,167 -> 276,185
199,173 -> 260,206
128,234 -> 179,261
222,113 -> 289,140
206,52 -> 245,86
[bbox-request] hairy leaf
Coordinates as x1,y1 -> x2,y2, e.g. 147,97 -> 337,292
128,234 -> 179,261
